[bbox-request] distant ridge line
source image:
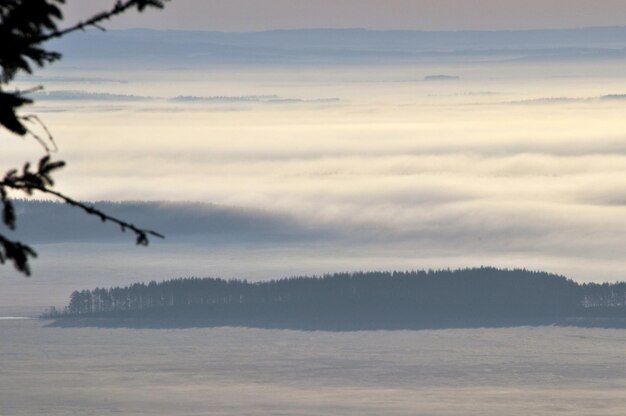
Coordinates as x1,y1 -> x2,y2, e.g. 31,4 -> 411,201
112,25 -> 626,35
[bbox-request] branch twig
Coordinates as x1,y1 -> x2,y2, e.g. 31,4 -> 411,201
36,1 -> 166,43
20,114 -> 58,152
2,182 -> 165,245
0,233 -> 37,276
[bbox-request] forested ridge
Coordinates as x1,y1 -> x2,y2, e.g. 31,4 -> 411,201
0,200 -> 311,243
44,268 -> 626,329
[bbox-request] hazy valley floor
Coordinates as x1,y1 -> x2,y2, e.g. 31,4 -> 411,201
1,319 -> 625,415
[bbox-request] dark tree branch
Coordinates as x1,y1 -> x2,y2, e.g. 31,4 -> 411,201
0,233 -> 37,276
0,0 -> 168,276
20,114 -> 59,152
35,0 -> 168,43
0,156 -> 164,247
17,186 -> 165,245
0,234 -> 37,276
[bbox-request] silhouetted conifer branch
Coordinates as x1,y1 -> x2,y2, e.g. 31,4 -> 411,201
1,0 -> 168,275
0,233 -> 37,276
35,1 -> 168,43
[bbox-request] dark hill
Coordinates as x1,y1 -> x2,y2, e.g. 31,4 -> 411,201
45,268 -> 626,330
0,200 -> 327,244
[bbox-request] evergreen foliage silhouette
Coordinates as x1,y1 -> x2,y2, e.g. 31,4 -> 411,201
0,0 -> 167,275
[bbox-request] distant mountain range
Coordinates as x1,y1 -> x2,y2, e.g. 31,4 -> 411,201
47,26 -> 626,66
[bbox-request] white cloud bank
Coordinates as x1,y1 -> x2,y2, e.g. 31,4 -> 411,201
4,60 -> 626,285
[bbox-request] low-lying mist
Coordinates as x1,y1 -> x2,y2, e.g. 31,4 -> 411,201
4,28 -> 626,314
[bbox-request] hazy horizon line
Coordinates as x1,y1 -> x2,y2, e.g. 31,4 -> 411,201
96,24 -> 626,35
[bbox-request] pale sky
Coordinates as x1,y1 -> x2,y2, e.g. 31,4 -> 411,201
62,0 -> 626,32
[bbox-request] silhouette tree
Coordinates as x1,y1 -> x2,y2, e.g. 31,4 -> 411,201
0,0 -> 168,275
47,268 -> 626,329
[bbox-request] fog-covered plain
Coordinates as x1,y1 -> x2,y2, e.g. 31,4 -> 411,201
5,54 -> 626,295
1,320 -> 625,416
2,27 -> 626,416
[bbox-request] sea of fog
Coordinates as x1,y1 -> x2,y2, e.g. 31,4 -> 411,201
2,29 -> 626,415
1,319 -> 625,416
3,56 -> 626,313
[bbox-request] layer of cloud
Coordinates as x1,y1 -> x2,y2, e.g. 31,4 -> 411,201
4,60 -> 626,284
